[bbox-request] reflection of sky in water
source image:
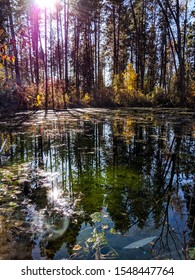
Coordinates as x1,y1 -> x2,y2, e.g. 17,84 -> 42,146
24,172 -> 72,256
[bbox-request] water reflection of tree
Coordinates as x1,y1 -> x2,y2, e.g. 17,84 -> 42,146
183,186 -> 195,253
0,110 -> 195,259
104,119 -> 194,259
72,116 -> 192,259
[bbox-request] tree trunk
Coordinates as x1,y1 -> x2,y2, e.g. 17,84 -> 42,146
7,0 -> 21,86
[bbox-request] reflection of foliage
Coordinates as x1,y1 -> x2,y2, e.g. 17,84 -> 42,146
73,170 -> 105,214
112,117 -> 135,143
105,166 -> 145,232
105,166 -> 142,190
84,212 -> 118,260
90,212 -> 101,223
86,229 -> 107,253
122,118 -> 135,143
189,248 -> 195,260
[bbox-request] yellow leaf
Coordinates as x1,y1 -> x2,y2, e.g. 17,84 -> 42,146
102,225 -> 109,230
72,245 -> 82,251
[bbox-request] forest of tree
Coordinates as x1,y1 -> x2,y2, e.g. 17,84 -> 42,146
0,0 -> 194,110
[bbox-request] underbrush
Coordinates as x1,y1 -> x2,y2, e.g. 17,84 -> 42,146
0,80 -> 194,111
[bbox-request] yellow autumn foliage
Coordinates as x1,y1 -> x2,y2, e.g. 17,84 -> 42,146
35,94 -> 41,107
81,92 -> 91,107
113,64 -> 139,105
113,64 -> 137,93
0,63 -> 5,80
122,63 -> 137,91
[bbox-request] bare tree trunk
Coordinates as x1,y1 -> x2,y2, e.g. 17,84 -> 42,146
157,0 -> 186,102
75,17 -> 80,103
7,0 -> 21,86
64,0 -> 69,97
45,7 -> 48,113
27,13 -> 34,83
112,4 -> 117,76
50,10 -> 55,110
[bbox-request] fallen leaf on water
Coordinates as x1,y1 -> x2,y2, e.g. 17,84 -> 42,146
103,214 -> 109,218
102,225 -> 109,230
73,245 -> 82,251
110,228 -> 120,235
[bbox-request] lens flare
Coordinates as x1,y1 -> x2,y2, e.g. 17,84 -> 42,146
35,0 -> 57,9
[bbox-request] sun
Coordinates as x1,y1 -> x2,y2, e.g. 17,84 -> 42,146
35,0 -> 57,9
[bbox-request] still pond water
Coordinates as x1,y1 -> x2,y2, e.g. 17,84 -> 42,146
0,108 -> 194,260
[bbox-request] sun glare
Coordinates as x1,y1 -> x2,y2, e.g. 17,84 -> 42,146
35,0 -> 57,9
